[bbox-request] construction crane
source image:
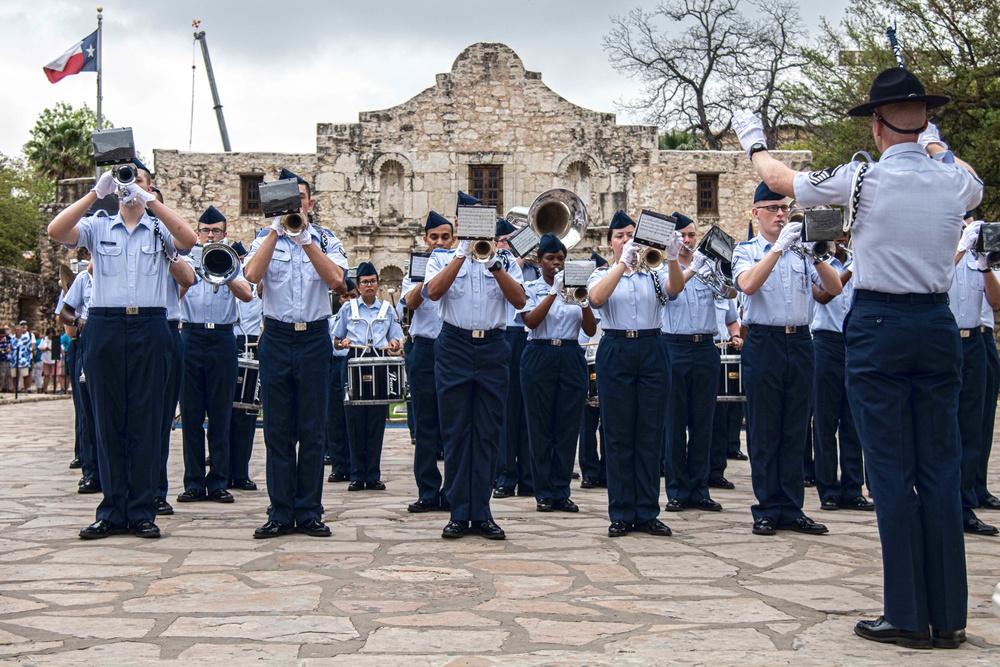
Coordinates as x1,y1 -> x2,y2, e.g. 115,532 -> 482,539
192,21 -> 231,152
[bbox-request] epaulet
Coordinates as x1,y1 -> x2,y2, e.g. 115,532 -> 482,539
736,240 -> 754,247
255,228 -> 270,238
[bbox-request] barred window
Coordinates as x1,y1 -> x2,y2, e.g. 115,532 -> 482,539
240,174 -> 264,216
697,174 -> 718,216
468,165 -> 504,213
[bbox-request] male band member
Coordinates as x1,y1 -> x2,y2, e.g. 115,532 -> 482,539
176,206 -> 252,504
425,203 -> 526,540
402,211 -> 455,513
48,158 -> 198,539
736,65 -> 983,647
978,295 -> 1000,511
810,239 -> 873,512
244,168 -> 347,539
327,278 -> 358,484
229,241 -> 263,491
332,262 -> 403,490
731,182 -> 841,537
951,217 -> 1000,535
662,212 -> 731,512
708,297 -> 742,490
579,252 -> 608,490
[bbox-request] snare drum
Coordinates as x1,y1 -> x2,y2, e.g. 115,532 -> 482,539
717,349 -> 745,402
346,355 -> 406,405
234,356 -> 261,411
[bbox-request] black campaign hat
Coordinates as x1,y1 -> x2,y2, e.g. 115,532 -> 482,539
847,67 -> 949,117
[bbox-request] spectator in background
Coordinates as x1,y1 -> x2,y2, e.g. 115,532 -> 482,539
30,329 -> 43,392
60,329 -> 71,394
40,328 -> 56,394
0,327 -> 11,392
12,322 -> 34,393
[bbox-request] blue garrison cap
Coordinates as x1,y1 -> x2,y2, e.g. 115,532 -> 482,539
132,157 -> 150,175
753,181 -> 784,203
591,252 -> 608,268
198,205 -> 226,224
425,210 -> 452,232
671,212 -> 693,230
356,261 -> 378,278
609,210 -> 635,230
344,277 -> 357,292
496,218 -> 516,237
230,241 -> 247,257
457,191 -> 481,209
279,168 -> 307,185
537,232 -> 566,255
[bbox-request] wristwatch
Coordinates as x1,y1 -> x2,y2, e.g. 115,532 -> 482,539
749,142 -> 768,160
487,263 -> 502,273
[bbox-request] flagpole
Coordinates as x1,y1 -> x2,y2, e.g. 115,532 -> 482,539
96,6 -> 103,131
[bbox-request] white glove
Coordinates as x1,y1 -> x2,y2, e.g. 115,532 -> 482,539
771,222 -> 802,254
269,218 -> 285,237
918,122 -> 948,151
120,184 -> 155,205
619,239 -> 638,268
549,270 -> 565,295
977,253 -> 991,271
665,231 -> 684,261
733,108 -> 767,159
696,262 -> 716,281
292,224 -> 313,246
92,171 -> 115,198
455,240 -> 472,259
689,251 -> 709,273
959,221 -> 981,253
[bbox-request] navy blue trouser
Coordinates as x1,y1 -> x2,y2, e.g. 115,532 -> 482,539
343,353 -> 388,483
710,402 -> 742,478
68,339 -> 79,460
741,327 -> 812,525
812,330 -> 864,501
71,335 -> 98,483
597,335 -> 669,525
664,339 -> 718,503
410,336 -> 445,503
325,355 -> 349,475
158,322 -> 182,499
845,297 -> 966,633
85,312 -> 170,527
180,327 -> 237,493
229,335 -> 258,482
956,333 -> 986,522
979,328 -> 998,502
803,409 -> 815,479
578,405 -> 606,483
259,321 -> 331,526
496,328 -> 531,492
404,337 -> 416,443
435,327 -> 509,523
521,343 -> 587,502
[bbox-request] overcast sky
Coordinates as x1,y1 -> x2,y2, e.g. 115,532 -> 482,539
1,0 -> 852,165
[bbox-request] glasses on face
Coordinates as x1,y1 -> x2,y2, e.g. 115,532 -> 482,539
198,228 -> 225,236
359,279 -> 379,287
757,205 -> 789,213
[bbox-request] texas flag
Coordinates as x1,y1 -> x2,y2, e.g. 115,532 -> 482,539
43,30 -> 98,83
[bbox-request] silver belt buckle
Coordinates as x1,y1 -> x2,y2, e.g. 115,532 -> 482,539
294,322 -> 307,332
551,339 -> 562,346
626,330 -> 638,339
785,326 -> 797,334
206,323 -> 215,330
472,329 -> 485,339
692,334 -> 703,343
960,329 -> 971,339
125,306 -> 139,315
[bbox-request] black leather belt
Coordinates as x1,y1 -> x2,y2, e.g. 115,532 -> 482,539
603,329 -> 661,339
663,333 -> 714,343
527,339 -> 579,347
263,317 -> 327,332
506,326 -> 528,333
412,335 -> 436,343
181,322 -> 234,331
855,289 -> 949,305
442,322 -> 504,339
813,329 -> 844,339
89,307 -> 166,316
981,326 -> 992,334
748,324 -> 810,335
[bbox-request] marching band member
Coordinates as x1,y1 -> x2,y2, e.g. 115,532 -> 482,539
425,205 -> 526,540
243,168 -> 347,539
326,279 -> 357,484
736,65 -> 982,647
731,182 -> 841,538
579,252 -> 608,490
48,158 -> 198,539
229,241 -> 263,491
517,233 -> 596,512
332,262 -> 403,491
661,213 -> 729,513
176,206 -> 252,505
708,297 -> 741,490
587,210 -> 684,538
402,211 -> 454,513
978,294 -> 1000,511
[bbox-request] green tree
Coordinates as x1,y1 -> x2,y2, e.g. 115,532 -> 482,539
0,154 -> 47,272
23,102 -> 111,182
659,130 -> 697,149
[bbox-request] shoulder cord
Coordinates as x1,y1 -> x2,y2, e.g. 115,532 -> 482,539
151,216 -> 180,263
649,269 -> 669,306
844,151 -> 873,234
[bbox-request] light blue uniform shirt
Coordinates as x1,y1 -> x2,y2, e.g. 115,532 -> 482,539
516,277 -> 585,341
793,142 -> 983,294
982,295 -> 995,329
166,279 -> 181,321
661,268 -> 717,335
63,271 -> 93,320
733,235 -> 822,327
330,309 -> 349,357
948,253 -> 985,329
245,224 -> 348,323
810,257 -> 853,333
330,298 -> 404,348
235,283 -> 263,337
67,212 -> 182,309
423,249 -> 524,331
714,298 -> 738,342
586,266 -> 667,331
401,275 -> 442,339
507,261 -> 541,327
179,246 -> 245,325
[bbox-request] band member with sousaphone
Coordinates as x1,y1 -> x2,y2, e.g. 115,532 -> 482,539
332,262 -> 403,491
587,210 -> 685,538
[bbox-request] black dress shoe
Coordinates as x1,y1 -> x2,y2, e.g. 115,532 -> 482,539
254,520 -> 293,539
323,455 -> 333,465
571,471 -> 580,480
155,497 -> 174,516
208,489 -> 235,503
536,498 -> 554,512
553,498 -> 579,513
580,477 -> 599,489
608,520 -> 630,537
634,518 -> 672,536
727,450 -> 748,461
803,476 -> 816,487
472,519 -> 506,540
79,519 -> 128,540
964,517 -> 999,535
693,498 -> 722,512
752,517 -> 777,536
854,617 -> 932,649
931,628 -> 966,649
516,486 -> 534,497
347,481 -> 364,492
131,519 -> 161,539
407,499 -> 442,513
820,496 -> 840,511
664,498 -> 687,512
78,478 -> 101,494
327,471 -> 348,483
229,478 -> 258,491
297,518 -> 331,537
176,488 -> 207,502
784,516 -> 829,535
442,520 -> 467,539
979,495 -> 1000,510
366,480 -> 386,491
708,476 -> 735,490
839,495 -> 874,511
492,486 -> 515,499
69,457 -> 82,469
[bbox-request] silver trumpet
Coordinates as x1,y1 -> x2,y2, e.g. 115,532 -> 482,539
563,285 -> 589,306
837,242 -> 853,258
693,258 -> 735,300
789,240 -> 835,263
629,245 -> 666,273
279,212 -> 307,237
198,242 -> 241,292
470,239 -> 497,265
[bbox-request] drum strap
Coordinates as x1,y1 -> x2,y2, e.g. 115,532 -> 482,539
348,298 -> 393,347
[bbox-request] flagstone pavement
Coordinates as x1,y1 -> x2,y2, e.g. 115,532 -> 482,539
0,399 -> 997,665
